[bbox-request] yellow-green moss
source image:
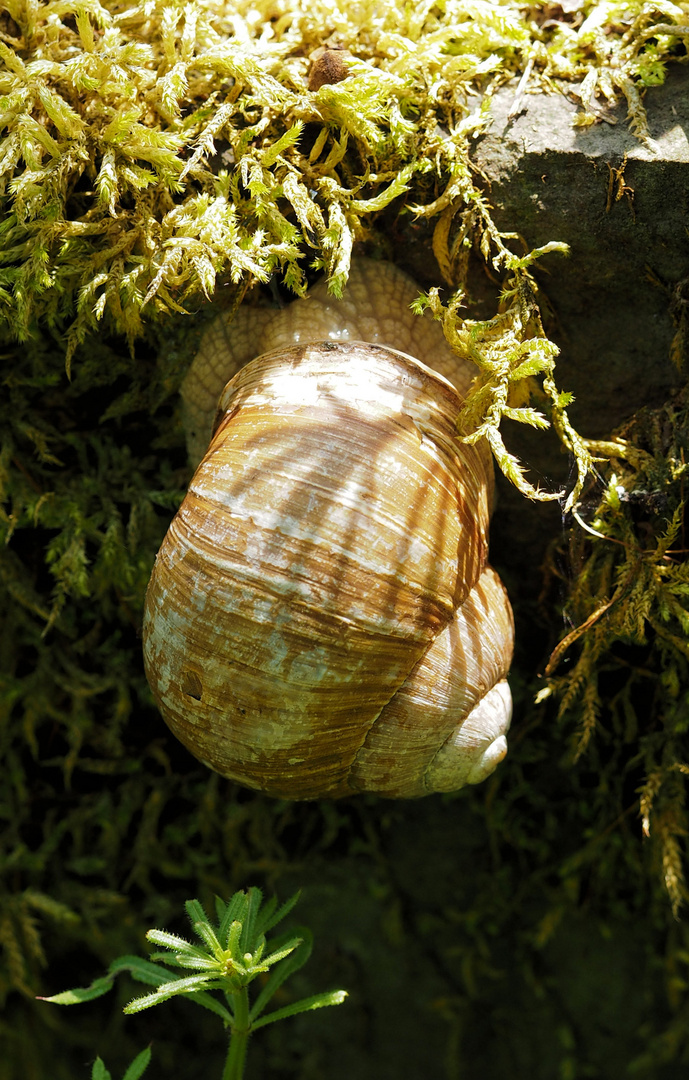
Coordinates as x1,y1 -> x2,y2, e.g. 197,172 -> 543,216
1,0 -> 688,497
542,386 -> 689,914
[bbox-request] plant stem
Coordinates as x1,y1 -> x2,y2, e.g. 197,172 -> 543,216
222,989 -> 250,1080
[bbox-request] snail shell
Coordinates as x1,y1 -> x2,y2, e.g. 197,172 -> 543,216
143,295 -> 515,799
181,259 -> 477,465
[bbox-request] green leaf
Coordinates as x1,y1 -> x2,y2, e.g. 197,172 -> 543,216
38,954 -> 173,1004
96,149 -> 118,214
91,1058 -> 111,1080
505,240 -> 569,270
501,405 -> 550,429
111,955 -> 175,987
124,974 -> 226,1014
145,929 -> 201,954
36,85 -> 85,138
349,164 -> 415,215
256,891 -> 300,937
0,39 -> 26,74
39,974 -> 115,1005
185,898 -> 222,957
122,1047 -> 152,1080
259,935 -> 303,969
509,355 -> 552,381
149,950 -> 220,971
185,990 -> 234,1025
226,919 -> 243,959
214,895 -> 228,926
251,990 -> 348,1031
239,887 -> 263,954
249,929 -> 313,1022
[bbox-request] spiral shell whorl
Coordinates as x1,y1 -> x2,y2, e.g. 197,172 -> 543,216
144,340 -> 512,799
181,259 -> 476,464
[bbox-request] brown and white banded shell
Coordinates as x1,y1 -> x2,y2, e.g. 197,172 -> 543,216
143,336 -> 514,799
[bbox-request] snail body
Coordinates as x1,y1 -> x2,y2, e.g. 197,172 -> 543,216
143,263 -> 514,799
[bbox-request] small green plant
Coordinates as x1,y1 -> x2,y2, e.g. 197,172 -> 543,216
40,888 -> 347,1080
90,1048 -> 152,1080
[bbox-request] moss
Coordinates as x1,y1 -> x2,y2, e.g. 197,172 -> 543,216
542,384 -> 689,915
1,0 -> 687,485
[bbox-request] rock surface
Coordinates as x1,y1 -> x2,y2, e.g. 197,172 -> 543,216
473,65 -> 689,440
447,67 -> 689,609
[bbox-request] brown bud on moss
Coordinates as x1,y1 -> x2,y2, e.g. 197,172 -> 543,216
308,47 -> 351,91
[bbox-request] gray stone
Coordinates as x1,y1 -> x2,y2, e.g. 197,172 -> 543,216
473,66 -> 689,440
463,68 -> 689,602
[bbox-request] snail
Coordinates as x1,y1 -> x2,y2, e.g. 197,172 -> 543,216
143,260 -> 515,799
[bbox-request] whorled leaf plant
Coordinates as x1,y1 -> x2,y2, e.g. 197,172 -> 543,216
41,887 -> 347,1080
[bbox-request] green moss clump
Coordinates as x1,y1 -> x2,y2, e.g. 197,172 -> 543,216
1,0 -> 687,489
543,385 -> 689,915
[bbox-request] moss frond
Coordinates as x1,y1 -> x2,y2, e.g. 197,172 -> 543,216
0,0 -> 685,496
546,387 -> 689,909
